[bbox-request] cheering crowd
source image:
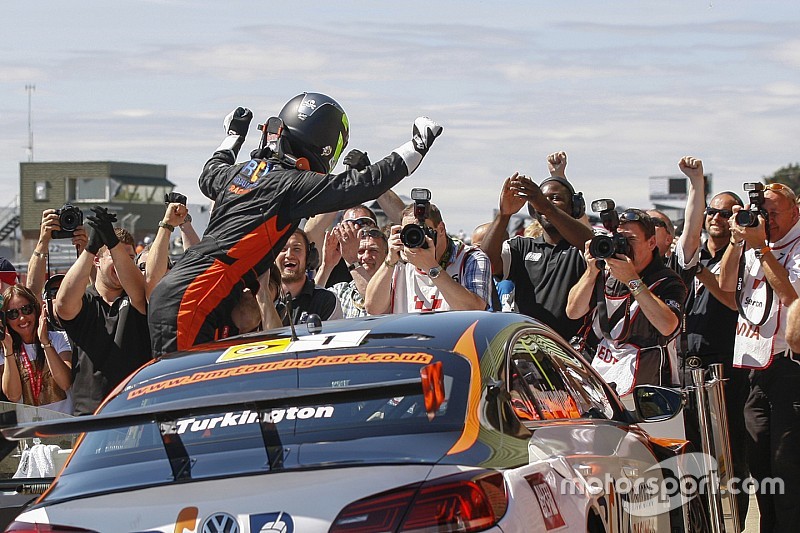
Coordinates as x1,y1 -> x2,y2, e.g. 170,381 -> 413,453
2,92 -> 800,531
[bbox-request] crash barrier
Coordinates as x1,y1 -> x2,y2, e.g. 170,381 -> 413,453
690,363 -> 738,533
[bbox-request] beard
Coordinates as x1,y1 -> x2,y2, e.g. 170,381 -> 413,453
280,268 -> 306,284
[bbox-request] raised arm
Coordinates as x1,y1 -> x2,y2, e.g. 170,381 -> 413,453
676,156 -> 707,263
480,173 -> 527,276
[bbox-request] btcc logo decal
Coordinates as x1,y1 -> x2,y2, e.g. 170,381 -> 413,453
174,406 -> 334,434
216,330 -> 370,362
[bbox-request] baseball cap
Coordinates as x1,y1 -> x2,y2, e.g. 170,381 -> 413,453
0,258 -> 17,286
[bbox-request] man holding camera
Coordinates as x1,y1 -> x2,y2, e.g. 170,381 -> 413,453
365,194 -> 492,314
147,93 -> 442,356
480,152 -> 594,341
566,208 -> 686,396
719,181 -> 800,531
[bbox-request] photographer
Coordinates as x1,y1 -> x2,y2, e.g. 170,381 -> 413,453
565,208 -> 686,396
26,207 -> 88,301
148,92 -> 442,356
718,181 -> 800,531
365,194 -> 492,314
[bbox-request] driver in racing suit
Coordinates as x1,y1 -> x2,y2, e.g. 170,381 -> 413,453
148,92 -> 442,356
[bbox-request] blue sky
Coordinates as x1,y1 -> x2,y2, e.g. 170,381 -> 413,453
2,0 -> 800,234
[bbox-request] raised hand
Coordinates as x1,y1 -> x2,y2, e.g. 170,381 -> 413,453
224,107 -> 253,137
343,149 -> 371,171
547,151 -> 568,178
392,117 -> 443,175
86,206 -> 119,252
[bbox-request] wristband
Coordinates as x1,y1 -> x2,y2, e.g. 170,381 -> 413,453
41,343 -> 53,350
32,250 -> 48,259
729,238 -> 744,247
347,262 -> 359,272
158,221 -> 175,232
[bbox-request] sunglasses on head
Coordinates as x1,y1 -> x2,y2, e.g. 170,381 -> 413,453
5,304 -> 35,321
343,217 -> 377,228
705,207 -> 733,219
620,210 -> 649,223
359,228 -> 386,240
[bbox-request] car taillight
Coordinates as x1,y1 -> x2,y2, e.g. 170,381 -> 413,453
5,522 -> 99,533
330,470 -> 508,533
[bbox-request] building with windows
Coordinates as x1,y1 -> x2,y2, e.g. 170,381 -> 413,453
19,161 -> 175,262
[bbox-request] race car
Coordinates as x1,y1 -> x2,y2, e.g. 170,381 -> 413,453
0,311 -> 703,532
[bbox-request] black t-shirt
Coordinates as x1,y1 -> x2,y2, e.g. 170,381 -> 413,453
504,235 -> 587,340
275,278 -> 339,325
62,286 -> 152,416
594,253 -> 687,349
685,243 -> 738,358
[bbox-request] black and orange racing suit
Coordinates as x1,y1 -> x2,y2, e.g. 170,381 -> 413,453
148,149 -> 410,356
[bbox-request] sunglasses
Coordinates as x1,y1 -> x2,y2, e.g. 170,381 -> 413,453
651,218 -> 667,228
5,304 -> 35,321
359,228 -> 387,240
764,183 -> 797,199
342,217 -> 377,228
705,207 -> 733,219
620,210 -> 649,223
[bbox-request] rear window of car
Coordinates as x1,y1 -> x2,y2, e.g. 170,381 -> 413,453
45,347 -> 470,501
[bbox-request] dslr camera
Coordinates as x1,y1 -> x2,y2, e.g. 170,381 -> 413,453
52,203 -> 83,239
735,182 -> 766,228
400,188 -> 437,249
588,199 -> 630,260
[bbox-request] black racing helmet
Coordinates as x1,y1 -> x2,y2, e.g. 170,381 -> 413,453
278,92 -> 349,174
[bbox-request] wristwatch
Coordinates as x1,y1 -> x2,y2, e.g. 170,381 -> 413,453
158,221 -> 175,232
428,266 -> 442,279
627,278 -> 644,296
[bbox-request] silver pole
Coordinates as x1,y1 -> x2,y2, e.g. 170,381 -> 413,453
692,367 -> 725,532
707,363 -> 739,532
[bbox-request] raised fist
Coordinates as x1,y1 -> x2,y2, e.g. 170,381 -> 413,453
343,149 -> 371,171
412,117 -> 443,157
392,117 -> 443,175
85,206 -> 119,253
224,107 -> 253,137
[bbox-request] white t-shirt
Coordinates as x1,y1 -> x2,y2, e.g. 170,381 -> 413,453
1,331 -> 73,415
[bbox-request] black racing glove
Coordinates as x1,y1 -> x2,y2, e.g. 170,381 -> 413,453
216,107 -> 253,156
224,107 -> 253,137
392,116 -> 443,175
86,206 -> 119,251
343,149 -> 371,171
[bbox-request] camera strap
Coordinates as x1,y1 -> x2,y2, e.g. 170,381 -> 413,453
735,251 -> 772,327
595,272 -> 631,341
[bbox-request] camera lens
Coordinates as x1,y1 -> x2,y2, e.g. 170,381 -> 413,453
400,224 -> 426,249
735,210 -> 759,228
589,235 -> 615,259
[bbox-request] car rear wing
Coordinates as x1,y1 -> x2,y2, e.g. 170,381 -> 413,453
0,378 -> 425,442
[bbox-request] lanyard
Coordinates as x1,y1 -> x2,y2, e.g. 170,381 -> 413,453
18,344 -> 43,405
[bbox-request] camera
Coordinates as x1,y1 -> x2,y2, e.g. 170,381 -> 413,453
734,182 -> 766,228
400,188 -> 437,249
588,199 -> 630,260
164,191 -> 188,205
52,204 -> 83,239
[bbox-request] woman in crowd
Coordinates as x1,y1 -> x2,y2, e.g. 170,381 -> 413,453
1,284 -> 73,414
